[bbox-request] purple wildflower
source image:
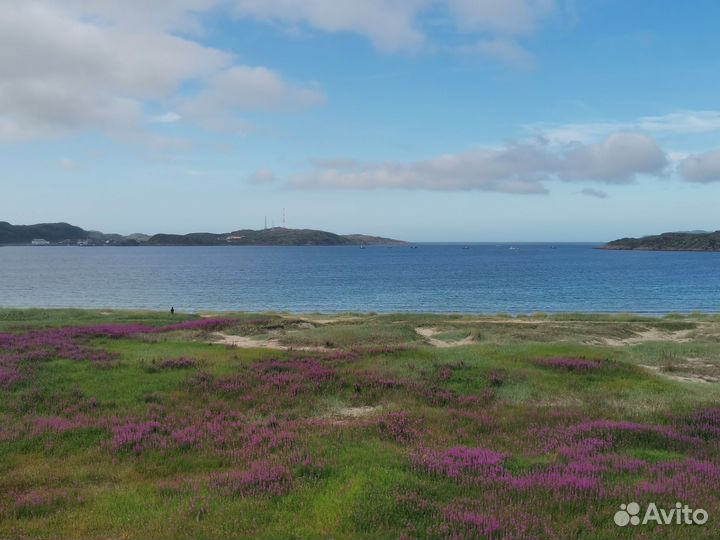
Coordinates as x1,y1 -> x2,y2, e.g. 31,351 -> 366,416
158,357 -> 197,369
534,357 -> 603,371
413,446 -> 506,479
210,461 -> 292,497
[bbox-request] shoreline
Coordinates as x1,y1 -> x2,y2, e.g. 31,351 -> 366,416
3,306 -> 720,318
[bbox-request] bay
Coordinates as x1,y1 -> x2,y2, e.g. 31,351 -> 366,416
1,244 -> 718,314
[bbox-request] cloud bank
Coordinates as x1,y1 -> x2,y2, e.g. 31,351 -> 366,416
528,110 -> 720,145
293,132 -> 668,193
0,1 -> 324,143
679,150 -> 720,183
0,0 -> 566,143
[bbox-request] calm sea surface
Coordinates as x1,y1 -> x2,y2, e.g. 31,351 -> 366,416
1,244 -> 719,314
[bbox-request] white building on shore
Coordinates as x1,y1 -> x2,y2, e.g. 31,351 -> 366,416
31,239 -> 50,246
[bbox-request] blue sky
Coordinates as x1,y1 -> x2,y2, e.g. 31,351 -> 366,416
2,0 -> 720,241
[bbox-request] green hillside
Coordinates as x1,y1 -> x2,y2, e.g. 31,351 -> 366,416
0,221 -> 88,244
601,230 -> 720,251
0,222 -> 404,246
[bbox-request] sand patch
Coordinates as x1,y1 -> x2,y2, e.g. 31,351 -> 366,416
323,405 -> 383,426
209,332 -> 330,352
641,358 -> 720,384
336,405 -> 382,418
600,328 -> 694,347
415,327 -> 475,348
302,316 -> 364,325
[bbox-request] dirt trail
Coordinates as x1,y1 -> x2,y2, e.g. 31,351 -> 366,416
209,332 -> 330,352
415,327 -> 475,348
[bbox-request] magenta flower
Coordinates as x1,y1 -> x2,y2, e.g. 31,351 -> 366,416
534,357 -> 603,371
210,461 -> 292,497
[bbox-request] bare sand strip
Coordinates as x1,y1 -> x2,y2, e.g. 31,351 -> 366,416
209,332 -> 330,352
601,328 -> 694,347
640,363 -> 718,384
335,405 -> 382,418
415,327 -> 475,348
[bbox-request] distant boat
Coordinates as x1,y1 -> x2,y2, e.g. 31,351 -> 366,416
360,244 -> 366,249
462,246 -> 470,250
508,246 -> 518,251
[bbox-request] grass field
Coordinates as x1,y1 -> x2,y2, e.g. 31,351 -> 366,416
1,309 -> 720,539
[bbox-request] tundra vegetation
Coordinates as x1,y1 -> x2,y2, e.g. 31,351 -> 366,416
1,309 -> 720,539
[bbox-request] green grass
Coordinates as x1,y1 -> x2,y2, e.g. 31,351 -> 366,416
278,321 -> 421,348
2,309 -> 720,539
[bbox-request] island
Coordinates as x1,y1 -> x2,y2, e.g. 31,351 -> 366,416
0,221 -> 405,246
599,230 -> 720,251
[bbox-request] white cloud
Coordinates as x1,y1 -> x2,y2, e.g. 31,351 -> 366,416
228,0 -> 558,64
295,148 -> 551,193
293,132 -> 667,192
229,0 -> 429,52
55,0 -> 559,54
0,0 -> 570,143
447,0 -> 554,66
0,1 -> 324,143
178,66 -> 325,133
54,0 -> 221,32
58,158 -> 79,171
679,149 -> 720,183
529,110 -> 720,144
578,188 -> 608,199
151,112 -> 183,124
0,1 -> 225,141
446,0 -> 555,35
458,38 -> 534,69
184,66 -> 325,112
637,111 -> 720,134
250,169 -> 277,184
558,132 -> 667,183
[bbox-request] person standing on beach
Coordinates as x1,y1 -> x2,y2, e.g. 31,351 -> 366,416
170,306 -> 175,315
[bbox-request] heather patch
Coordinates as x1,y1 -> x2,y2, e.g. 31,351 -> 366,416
210,461 -> 293,498
2,310 -> 720,539
533,357 -> 604,371
158,357 -> 197,369
11,488 -> 82,518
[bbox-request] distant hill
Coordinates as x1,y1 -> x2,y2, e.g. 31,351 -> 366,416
146,227 -> 405,246
343,234 -> 404,245
0,222 -> 405,246
600,231 -> 720,251
0,221 -> 89,244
